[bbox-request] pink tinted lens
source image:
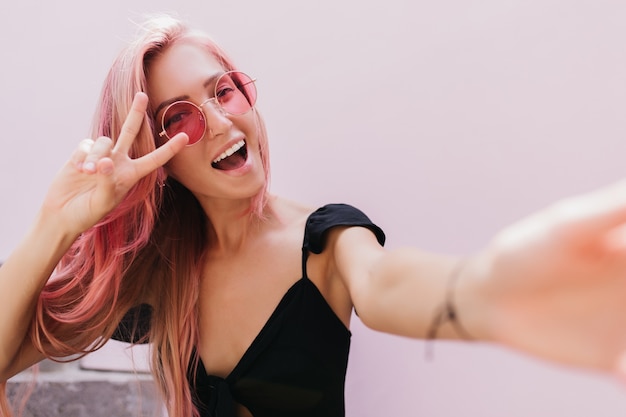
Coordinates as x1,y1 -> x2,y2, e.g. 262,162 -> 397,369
162,102 -> 206,145
217,72 -> 257,115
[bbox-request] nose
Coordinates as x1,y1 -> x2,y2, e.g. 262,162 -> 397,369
199,98 -> 232,139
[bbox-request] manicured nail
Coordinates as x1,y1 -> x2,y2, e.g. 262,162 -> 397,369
83,162 -> 96,173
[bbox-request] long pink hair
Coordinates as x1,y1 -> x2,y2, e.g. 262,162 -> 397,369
2,14 -> 270,417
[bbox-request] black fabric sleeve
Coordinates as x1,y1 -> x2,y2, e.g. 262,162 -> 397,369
111,303 -> 152,344
303,203 -> 385,254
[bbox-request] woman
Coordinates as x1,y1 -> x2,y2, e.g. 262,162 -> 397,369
2,14 -> 626,417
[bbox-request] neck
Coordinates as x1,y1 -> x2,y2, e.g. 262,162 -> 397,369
199,196 -> 273,254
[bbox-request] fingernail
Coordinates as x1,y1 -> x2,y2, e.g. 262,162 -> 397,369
83,162 -> 96,173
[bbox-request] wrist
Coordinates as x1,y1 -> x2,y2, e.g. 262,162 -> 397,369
32,208 -> 82,257
452,251 -> 498,343
426,259 -> 475,342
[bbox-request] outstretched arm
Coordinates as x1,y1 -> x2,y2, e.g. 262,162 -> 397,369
333,179 -> 626,377
0,93 -> 188,381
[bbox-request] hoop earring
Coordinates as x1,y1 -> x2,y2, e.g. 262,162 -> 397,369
156,168 -> 168,188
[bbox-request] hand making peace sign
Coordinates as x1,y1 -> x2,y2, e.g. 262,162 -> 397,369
40,92 -> 188,237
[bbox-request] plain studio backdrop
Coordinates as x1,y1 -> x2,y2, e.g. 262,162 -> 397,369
2,0 -> 626,416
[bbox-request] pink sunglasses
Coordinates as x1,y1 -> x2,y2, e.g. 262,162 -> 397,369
157,71 -> 257,145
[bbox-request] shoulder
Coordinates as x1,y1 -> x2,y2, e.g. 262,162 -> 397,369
318,206 -> 388,316
304,203 -> 386,254
267,196 -> 387,271
264,196 -> 313,242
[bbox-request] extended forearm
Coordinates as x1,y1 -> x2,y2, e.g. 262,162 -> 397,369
350,247 -> 494,342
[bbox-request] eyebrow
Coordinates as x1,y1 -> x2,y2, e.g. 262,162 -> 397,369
153,72 -> 225,118
154,94 -> 189,117
203,72 -> 223,89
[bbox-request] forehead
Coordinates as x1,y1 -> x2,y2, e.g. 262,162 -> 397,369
147,42 -> 224,107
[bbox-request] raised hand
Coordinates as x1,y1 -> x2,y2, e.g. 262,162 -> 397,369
475,179 -> 626,376
41,92 -> 188,237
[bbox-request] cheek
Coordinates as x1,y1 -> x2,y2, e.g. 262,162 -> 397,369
164,151 -> 194,180
234,112 -> 260,139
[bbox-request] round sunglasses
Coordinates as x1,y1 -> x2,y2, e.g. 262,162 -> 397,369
157,71 -> 257,145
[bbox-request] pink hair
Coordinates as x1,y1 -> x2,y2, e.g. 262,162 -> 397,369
2,14 -> 270,417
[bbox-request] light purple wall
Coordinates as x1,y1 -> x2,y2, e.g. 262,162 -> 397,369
2,1 -> 626,415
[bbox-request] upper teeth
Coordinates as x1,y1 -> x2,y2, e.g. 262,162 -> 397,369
213,140 -> 245,164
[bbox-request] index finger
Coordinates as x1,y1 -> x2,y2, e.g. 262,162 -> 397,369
114,92 -> 150,154
133,132 -> 189,178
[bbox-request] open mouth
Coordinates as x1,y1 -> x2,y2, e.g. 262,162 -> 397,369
211,140 -> 248,171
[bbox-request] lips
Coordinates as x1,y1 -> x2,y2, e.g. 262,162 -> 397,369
211,140 -> 248,171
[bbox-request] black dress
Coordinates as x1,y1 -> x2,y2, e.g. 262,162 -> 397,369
113,204 -> 385,417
